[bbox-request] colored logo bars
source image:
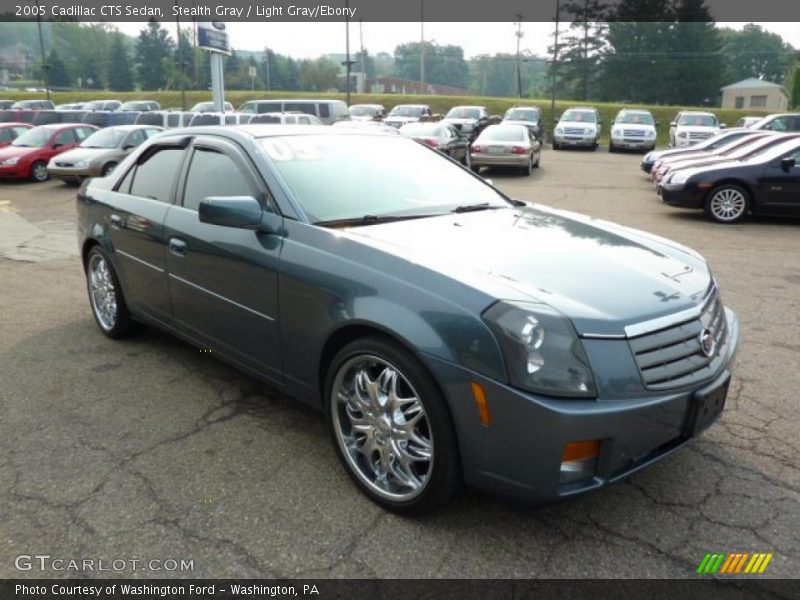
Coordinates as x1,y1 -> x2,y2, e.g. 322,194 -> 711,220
697,552 -> 773,574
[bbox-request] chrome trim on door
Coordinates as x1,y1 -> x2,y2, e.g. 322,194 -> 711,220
116,249 -> 165,273
168,273 -> 275,322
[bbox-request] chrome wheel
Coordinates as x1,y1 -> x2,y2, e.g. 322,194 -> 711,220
331,355 -> 433,502
88,253 -> 117,331
709,187 -> 747,222
32,162 -> 48,182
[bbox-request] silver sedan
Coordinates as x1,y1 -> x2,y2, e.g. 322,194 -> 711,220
470,124 -> 541,175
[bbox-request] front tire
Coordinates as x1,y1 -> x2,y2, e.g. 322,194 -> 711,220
704,185 -> 750,224
102,162 -> 118,177
326,336 -> 461,514
85,246 -> 141,338
30,160 -> 49,182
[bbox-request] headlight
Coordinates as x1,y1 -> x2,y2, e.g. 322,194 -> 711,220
555,127 -> 563,135
646,130 -> 655,138
483,301 -> 597,398
75,159 -> 91,169
670,170 -> 692,185
1,157 -> 20,166
612,128 -> 622,137
678,131 -> 688,139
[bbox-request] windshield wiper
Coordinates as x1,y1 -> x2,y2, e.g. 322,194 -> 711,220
314,214 -> 437,228
452,202 -> 504,213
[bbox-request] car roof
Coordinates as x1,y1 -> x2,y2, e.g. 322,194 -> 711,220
103,124 -> 162,131
160,125 -> 395,140
449,105 -> 486,109
0,122 -> 31,127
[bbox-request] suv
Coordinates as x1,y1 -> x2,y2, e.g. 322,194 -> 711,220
609,109 -> 657,152
502,106 -> 544,138
553,107 -> 602,150
238,99 -> 349,125
442,105 -> 490,141
383,104 -> 434,128
669,111 -> 722,148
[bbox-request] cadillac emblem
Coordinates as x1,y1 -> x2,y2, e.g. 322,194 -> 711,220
699,328 -> 716,357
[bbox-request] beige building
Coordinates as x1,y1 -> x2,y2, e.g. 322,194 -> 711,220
721,78 -> 789,112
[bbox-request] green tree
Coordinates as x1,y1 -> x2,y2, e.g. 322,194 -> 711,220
394,42 -> 469,88
108,33 -> 135,92
555,0 -> 609,101
719,24 -> 794,84
82,58 -> 102,89
298,57 -> 340,91
668,0 -> 721,105
47,48 -> 70,88
136,19 -> 173,90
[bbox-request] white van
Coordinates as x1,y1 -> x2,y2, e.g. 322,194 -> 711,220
238,99 -> 349,124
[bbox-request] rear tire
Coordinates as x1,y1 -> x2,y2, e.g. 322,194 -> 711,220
325,336 -> 461,514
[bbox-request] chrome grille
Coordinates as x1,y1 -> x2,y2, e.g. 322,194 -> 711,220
689,131 -> 713,140
564,127 -> 586,135
623,129 -> 645,137
629,287 -> 727,390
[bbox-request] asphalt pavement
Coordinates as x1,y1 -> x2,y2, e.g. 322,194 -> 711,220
1,146 -> 798,578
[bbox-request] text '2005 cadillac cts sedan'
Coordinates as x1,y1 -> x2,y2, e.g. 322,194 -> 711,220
77,126 -> 739,513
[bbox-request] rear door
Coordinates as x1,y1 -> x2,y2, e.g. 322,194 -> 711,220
757,148 -> 800,212
163,135 -> 283,379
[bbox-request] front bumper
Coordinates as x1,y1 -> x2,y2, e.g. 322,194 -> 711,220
471,153 -> 529,167
612,137 -> 655,150
48,165 -> 90,182
660,182 -> 707,209
554,134 -> 597,147
0,164 -> 27,179
423,307 -> 739,503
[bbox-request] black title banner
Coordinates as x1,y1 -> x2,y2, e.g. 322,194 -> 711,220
1,0 -> 800,22
2,579 -> 798,600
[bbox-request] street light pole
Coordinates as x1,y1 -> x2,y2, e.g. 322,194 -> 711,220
550,0 -> 561,139
515,16 -> 524,98
344,0 -> 352,105
33,0 -> 50,101
174,0 -> 186,110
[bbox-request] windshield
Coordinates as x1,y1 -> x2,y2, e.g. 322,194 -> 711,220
81,128 -> 126,149
11,127 -> 53,147
389,106 -> 424,117
350,105 -> 379,116
678,114 -> 718,127
561,110 -> 596,123
504,108 -> 538,121
400,123 -> 440,137
477,126 -> 526,142
446,107 -> 481,120
616,111 -> 654,125
260,135 -> 509,223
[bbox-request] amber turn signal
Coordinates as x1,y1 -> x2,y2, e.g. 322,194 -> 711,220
470,381 -> 491,427
562,440 -> 601,462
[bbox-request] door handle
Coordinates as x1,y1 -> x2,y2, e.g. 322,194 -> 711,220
109,214 -> 122,229
168,237 -> 187,257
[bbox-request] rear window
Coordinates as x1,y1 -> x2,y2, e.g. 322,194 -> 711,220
479,126 -> 526,142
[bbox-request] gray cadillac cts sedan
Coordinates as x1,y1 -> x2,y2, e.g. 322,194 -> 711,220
77,126 -> 739,513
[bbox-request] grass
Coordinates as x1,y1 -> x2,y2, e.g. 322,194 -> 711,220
0,89 -> 773,147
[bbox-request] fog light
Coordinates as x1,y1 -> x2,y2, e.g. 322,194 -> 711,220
560,440 -> 600,485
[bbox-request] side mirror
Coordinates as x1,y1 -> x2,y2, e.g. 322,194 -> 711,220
52,143 -> 63,149
553,118 -> 559,125
122,144 -> 135,151
720,123 -> 727,129
781,157 -> 796,172
199,196 -> 282,234
670,121 -> 676,127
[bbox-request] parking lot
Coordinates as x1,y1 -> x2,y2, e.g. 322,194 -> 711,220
1,146 -> 798,579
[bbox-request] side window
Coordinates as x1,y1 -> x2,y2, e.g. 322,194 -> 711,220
285,102 -> 314,116
257,102 -> 281,114
117,166 -> 135,194
319,103 -> 330,119
53,130 -> 75,146
128,148 -> 185,202
76,127 -> 94,141
299,116 -> 310,124
182,148 -> 254,212
0,129 -> 10,142
125,130 -> 146,147
286,116 -> 297,124
145,128 -> 162,138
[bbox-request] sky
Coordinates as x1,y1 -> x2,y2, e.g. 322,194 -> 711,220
111,22 -> 799,60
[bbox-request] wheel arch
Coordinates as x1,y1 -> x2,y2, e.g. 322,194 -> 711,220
703,179 -> 755,212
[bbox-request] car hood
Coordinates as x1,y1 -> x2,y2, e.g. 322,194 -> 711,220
49,147 -> 111,163
0,146 -> 39,160
341,205 -> 711,336
614,123 -> 655,133
677,125 -> 718,133
350,115 -> 377,122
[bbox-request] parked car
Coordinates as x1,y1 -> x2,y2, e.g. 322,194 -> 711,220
238,99 -> 349,124
83,100 -> 122,112
609,109 -> 657,152
0,109 -> 36,124
349,104 -> 387,122
55,103 -> 86,111
0,123 -> 32,148
0,123 -> 97,181
190,101 -> 235,113
400,122 -> 471,167
553,107 -> 602,150
248,112 -> 322,125
32,110 -> 87,126
331,121 -> 401,135
119,100 -> 161,112
471,123 -> 541,175
135,111 -> 197,128
77,125 -> 738,512
661,137 -> 800,223
669,111 -> 722,148
188,112 -> 254,126
47,125 -> 163,184
502,106 -> 544,138
442,106 -> 491,142
383,104 -> 434,129
0,100 -> 14,109
640,129 -> 759,173
81,111 -> 141,129
10,99 -> 55,110
750,113 -> 800,132
735,116 -> 762,128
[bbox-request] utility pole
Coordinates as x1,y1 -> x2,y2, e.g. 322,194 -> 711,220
33,0 -> 50,101
174,1 -> 186,110
343,0 -> 354,105
515,16 -> 524,98
550,0 -> 561,140
359,20 -> 366,92
420,0 -> 425,89
264,47 -> 271,91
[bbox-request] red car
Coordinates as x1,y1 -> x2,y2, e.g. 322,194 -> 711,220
0,123 -> 32,149
0,123 -> 97,181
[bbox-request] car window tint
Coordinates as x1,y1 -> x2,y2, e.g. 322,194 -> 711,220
126,130 -> 146,147
0,129 -> 10,142
117,166 -> 135,194
54,130 -> 75,146
285,102 -> 314,115
76,127 -> 94,141
319,104 -> 330,118
129,148 -> 184,202
12,127 -> 28,137
145,128 -> 162,138
183,148 -> 253,211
